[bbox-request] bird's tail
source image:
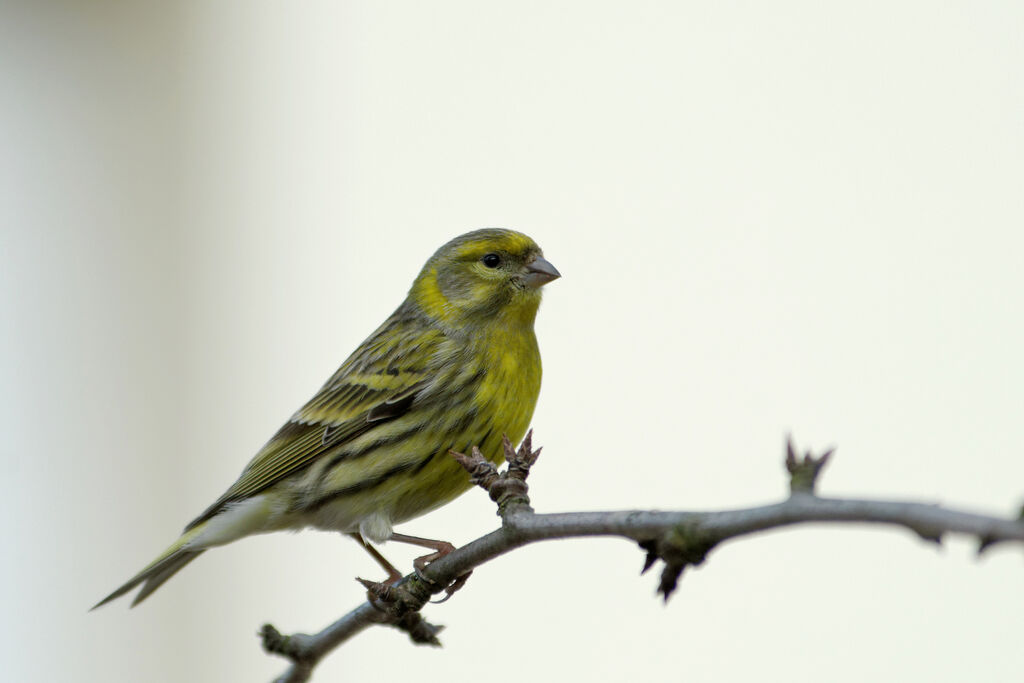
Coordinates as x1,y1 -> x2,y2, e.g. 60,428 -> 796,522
92,524 -> 207,609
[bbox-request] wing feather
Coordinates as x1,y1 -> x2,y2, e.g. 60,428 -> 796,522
185,313 -> 443,530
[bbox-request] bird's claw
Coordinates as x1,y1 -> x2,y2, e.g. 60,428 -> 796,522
430,570 -> 473,603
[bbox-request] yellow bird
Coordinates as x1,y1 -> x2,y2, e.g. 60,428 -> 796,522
95,229 -> 559,607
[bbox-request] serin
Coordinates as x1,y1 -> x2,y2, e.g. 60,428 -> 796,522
95,228 -> 559,607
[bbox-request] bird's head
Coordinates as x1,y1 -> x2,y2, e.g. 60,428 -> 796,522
409,228 -> 560,329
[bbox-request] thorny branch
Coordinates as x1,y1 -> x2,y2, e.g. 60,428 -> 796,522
264,432 -> 1024,683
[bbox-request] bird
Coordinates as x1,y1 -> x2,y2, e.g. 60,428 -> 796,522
94,228 -> 559,608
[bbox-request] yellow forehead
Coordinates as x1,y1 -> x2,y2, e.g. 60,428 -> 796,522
448,230 -> 539,261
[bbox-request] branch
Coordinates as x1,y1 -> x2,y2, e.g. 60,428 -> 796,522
263,433 -> 1024,682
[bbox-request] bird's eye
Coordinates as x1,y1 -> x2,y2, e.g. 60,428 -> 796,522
481,253 -> 501,268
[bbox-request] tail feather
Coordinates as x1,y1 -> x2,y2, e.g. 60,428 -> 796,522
92,526 -> 206,610
130,550 -> 204,607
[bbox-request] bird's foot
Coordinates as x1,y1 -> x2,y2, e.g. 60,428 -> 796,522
387,533 -> 471,602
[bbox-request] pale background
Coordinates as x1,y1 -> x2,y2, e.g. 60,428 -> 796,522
3,2 -> 1023,681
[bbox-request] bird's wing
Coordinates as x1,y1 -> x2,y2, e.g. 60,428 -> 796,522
184,319 -> 446,530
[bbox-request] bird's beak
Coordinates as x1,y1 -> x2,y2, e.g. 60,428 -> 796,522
523,256 -> 561,289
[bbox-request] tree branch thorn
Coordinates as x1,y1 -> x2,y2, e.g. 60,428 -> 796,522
449,446 -> 498,489
638,523 -> 718,602
785,435 -> 834,495
260,624 -> 314,664
352,576 -> 443,646
452,430 -> 542,516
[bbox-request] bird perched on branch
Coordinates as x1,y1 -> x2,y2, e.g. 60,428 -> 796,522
95,228 -> 559,608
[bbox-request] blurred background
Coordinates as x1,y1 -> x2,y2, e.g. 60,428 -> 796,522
3,1 -> 1023,681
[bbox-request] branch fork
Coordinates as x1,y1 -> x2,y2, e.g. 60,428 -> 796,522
450,430 -> 542,516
